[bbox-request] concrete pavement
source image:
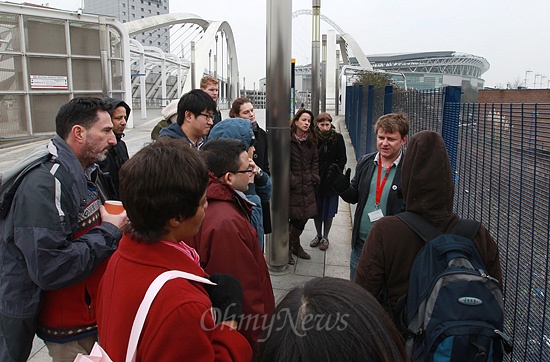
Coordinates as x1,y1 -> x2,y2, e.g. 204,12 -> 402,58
13,108 -> 356,361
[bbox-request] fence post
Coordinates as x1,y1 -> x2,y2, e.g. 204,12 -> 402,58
351,85 -> 363,154
345,85 -> 352,130
364,85 -> 375,156
384,85 -> 393,115
441,86 -> 462,176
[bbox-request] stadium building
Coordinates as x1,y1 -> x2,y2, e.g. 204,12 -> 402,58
367,51 -> 490,91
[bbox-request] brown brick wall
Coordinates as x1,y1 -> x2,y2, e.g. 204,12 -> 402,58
478,89 -> 550,103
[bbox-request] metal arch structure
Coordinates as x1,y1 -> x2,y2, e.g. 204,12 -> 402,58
191,20 -> 239,97
292,9 -> 345,34
125,13 -> 239,110
291,9 -> 372,69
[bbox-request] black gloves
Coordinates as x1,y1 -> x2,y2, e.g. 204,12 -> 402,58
204,273 -> 243,323
326,163 -> 351,193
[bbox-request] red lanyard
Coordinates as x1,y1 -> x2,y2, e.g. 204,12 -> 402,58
375,161 -> 392,206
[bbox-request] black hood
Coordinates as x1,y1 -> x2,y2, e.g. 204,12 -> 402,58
102,97 -> 131,118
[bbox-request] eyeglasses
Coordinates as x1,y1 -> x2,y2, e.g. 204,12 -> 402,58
229,169 -> 253,175
199,113 -> 215,121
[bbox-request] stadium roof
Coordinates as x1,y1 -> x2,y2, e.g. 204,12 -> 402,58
367,51 -> 490,78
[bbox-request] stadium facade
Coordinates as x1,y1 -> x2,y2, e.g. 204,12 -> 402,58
291,51 -> 490,93
367,51 -> 490,91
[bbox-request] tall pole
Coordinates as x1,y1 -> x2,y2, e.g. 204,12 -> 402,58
534,74 -> 541,89
266,0 -> 292,271
221,32 -> 225,102
291,58 -> 296,117
311,0 -> 321,115
214,35 -> 218,81
335,49 -> 340,115
190,41 -> 196,89
321,33 -> 327,112
524,70 -> 532,88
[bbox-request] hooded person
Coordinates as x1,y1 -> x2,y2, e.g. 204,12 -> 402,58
151,99 -> 178,140
354,130 -> 502,319
208,118 -> 272,251
97,97 -> 131,198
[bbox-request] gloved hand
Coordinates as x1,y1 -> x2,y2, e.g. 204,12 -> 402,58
326,163 -> 351,193
203,273 -> 243,323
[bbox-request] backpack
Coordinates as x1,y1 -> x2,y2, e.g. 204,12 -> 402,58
0,143 -> 117,219
396,211 -> 512,362
0,145 -> 51,219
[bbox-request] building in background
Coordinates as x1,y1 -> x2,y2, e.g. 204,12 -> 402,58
368,51 -> 489,91
84,0 -> 170,52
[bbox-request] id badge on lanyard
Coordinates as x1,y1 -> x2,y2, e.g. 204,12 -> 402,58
369,162 -> 391,223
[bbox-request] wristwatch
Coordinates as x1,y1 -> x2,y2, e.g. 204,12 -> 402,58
255,167 -> 264,179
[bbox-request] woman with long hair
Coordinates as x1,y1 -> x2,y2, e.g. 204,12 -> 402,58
310,112 -> 347,251
288,109 -> 320,265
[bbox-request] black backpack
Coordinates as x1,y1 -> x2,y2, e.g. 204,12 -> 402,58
396,211 -> 512,362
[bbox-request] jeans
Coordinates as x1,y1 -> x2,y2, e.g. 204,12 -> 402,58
349,239 -> 366,281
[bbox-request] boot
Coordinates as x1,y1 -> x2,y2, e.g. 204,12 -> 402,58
289,225 -> 311,260
288,250 -> 295,265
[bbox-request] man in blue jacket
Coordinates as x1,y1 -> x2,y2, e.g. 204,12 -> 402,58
0,98 -> 128,361
159,89 -> 216,148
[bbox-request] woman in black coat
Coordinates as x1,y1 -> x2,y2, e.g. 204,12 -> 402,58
289,109 -> 320,265
310,113 -> 346,251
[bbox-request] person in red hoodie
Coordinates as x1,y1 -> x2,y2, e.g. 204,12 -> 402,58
97,138 -> 252,361
187,138 -> 275,347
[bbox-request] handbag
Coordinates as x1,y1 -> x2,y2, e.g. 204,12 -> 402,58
74,270 -> 215,362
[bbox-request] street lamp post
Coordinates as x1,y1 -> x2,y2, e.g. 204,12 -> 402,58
534,73 -> 542,89
214,34 -> 218,80
525,70 -> 532,88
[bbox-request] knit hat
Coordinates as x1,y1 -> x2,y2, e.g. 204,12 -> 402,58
162,99 -> 179,120
208,118 -> 255,148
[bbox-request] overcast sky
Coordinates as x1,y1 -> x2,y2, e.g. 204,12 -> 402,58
12,0 -> 550,89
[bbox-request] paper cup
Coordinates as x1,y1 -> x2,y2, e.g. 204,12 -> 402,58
104,200 -> 125,214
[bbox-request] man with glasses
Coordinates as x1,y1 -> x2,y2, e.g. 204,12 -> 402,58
159,89 -> 216,148
98,97 -> 131,198
186,138 -> 275,347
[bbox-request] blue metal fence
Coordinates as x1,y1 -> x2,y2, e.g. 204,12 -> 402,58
345,85 -> 550,361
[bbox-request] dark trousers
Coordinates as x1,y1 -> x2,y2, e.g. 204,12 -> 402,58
0,312 -> 36,362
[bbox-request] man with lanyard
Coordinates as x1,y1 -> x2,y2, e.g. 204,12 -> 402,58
159,89 -> 216,148
327,113 -> 409,280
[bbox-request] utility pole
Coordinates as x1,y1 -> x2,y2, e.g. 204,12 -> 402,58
524,70 -> 532,88
321,34 -> 327,112
311,0 -> 320,115
534,73 -> 541,89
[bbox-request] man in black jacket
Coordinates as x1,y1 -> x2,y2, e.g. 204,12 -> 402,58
327,113 -> 409,280
98,97 -> 131,198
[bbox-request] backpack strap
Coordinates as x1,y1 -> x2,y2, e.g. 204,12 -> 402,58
396,211 -> 441,243
125,270 -> 215,362
452,219 -> 481,241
